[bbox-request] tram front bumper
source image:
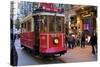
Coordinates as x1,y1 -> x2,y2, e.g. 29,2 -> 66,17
40,48 -> 67,56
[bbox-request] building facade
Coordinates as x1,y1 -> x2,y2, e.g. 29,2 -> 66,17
76,6 -> 97,35
19,1 -> 33,18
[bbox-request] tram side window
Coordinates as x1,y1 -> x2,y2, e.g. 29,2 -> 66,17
21,23 -> 27,33
24,23 -> 27,32
27,21 -> 31,32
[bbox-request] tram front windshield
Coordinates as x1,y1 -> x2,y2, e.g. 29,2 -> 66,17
40,15 -> 64,33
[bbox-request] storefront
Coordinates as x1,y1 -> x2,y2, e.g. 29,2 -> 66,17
76,6 -> 97,35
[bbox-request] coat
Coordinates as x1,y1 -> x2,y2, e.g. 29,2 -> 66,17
90,35 -> 97,45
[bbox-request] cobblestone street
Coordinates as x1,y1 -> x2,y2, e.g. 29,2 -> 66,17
14,39 -> 97,66
57,45 -> 97,63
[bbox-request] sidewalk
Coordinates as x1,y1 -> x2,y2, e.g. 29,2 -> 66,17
57,45 -> 97,63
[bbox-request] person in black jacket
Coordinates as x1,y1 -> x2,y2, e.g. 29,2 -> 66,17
81,32 -> 86,48
10,19 -> 18,66
90,32 -> 97,55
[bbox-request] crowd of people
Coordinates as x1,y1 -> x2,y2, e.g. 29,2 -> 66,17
66,31 -> 97,55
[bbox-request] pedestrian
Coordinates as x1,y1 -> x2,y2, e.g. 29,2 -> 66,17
71,34 -> 75,49
81,32 -> 85,48
68,34 -> 72,49
89,32 -> 97,55
76,36 -> 80,46
66,34 -> 68,48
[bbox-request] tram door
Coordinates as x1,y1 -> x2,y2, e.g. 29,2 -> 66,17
34,16 -> 40,55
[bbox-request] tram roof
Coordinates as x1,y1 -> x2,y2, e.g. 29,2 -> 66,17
21,12 -> 65,23
32,12 -> 65,16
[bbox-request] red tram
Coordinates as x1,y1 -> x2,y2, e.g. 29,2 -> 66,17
20,5 -> 67,56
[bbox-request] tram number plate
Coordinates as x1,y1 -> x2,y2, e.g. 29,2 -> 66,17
54,54 -> 60,56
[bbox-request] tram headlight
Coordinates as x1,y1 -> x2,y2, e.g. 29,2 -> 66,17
54,38 -> 59,44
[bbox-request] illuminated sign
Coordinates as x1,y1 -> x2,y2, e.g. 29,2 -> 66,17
40,3 -> 63,13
